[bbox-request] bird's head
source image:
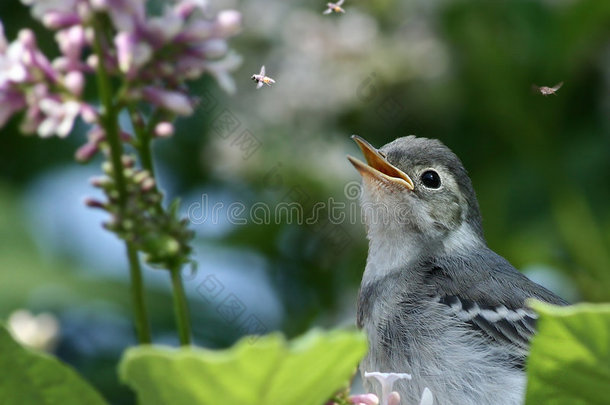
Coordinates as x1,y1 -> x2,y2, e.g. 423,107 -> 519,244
348,135 -> 484,262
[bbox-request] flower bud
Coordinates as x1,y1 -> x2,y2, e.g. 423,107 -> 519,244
349,393 -> 379,405
80,104 -> 98,123
18,29 -> 36,49
154,122 -> 174,138
64,71 -> 84,96
133,170 -> 150,184
142,87 -> 193,116
197,39 -> 227,59
141,177 -> 156,192
84,198 -> 106,209
42,11 -> 80,29
102,161 -> 113,174
123,168 -> 134,178
387,392 -> 401,405
75,140 -> 98,162
90,176 -> 111,188
215,10 -> 241,37
121,155 -> 135,168
90,0 -> 108,11
86,54 -> 98,69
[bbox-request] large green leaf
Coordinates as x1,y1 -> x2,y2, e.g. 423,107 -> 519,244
0,325 -> 108,405
119,329 -> 367,405
526,302 -> 610,405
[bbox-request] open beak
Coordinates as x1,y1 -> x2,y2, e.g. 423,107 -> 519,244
347,135 -> 414,190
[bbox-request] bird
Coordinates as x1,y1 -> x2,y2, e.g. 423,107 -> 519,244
323,0 -> 346,15
532,81 -> 563,96
347,135 -> 568,405
250,65 -> 275,89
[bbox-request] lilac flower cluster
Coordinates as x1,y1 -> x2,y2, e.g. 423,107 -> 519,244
0,0 -> 241,147
0,23 -> 88,137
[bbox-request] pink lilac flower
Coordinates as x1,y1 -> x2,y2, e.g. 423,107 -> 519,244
10,29 -> 58,83
37,98 -> 81,137
146,7 -> 184,43
106,0 -> 242,93
80,103 -> 98,123
355,372 -> 434,405
177,19 -> 214,43
0,28 -> 28,85
141,87 -> 194,116
215,10 -> 242,37
154,122 -> 174,137
63,70 -> 84,96
3,0 -> 242,139
202,51 -> 242,94
75,126 -> 105,162
0,23 -> 86,137
54,25 -> 88,70
350,393 -> 380,405
387,392 -> 400,405
0,87 -> 26,127
114,31 -> 152,78
109,0 -> 242,95
174,0 -> 209,19
351,389 -> 433,405
20,0 -> 88,30
364,372 -> 411,405
0,25 -> 30,126
19,83 -> 49,134
92,0 -> 145,33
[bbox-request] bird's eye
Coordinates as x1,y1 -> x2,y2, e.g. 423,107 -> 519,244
421,170 -> 441,189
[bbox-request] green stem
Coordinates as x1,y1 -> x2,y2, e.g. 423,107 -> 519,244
93,28 -> 151,344
129,106 -> 191,346
126,245 -> 151,344
170,266 -> 192,345
128,106 -> 156,177
139,131 -> 155,176
129,107 -> 193,345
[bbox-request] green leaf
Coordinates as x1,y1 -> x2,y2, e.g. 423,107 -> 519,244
168,197 -> 181,218
0,325 -> 108,405
525,302 -> 610,405
119,329 -> 367,405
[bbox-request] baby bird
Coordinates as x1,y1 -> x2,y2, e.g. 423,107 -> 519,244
348,135 -> 568,405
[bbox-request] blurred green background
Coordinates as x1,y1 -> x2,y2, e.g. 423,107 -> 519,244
1,0 -> 610,403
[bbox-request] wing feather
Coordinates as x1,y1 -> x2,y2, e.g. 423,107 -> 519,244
439,294 -> 535,359
425,248 -> 568,366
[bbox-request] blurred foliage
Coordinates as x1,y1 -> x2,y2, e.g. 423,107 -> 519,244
0,325 -> 107,405
526,301 -> 610,404
119,329 -> 366,405
1,0 -> 609,403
